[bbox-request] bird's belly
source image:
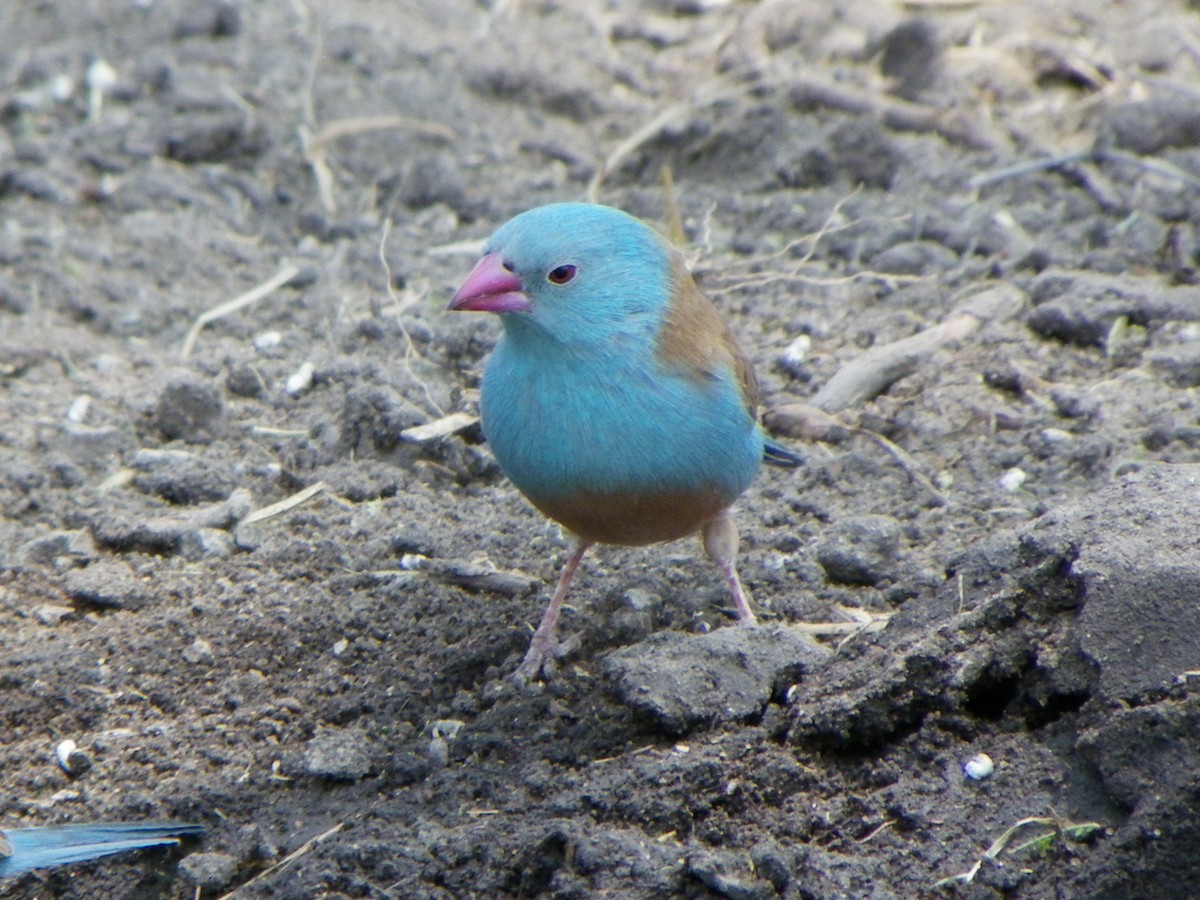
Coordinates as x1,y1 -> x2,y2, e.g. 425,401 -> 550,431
480,346 -> 762,545
527,485 -> 733,546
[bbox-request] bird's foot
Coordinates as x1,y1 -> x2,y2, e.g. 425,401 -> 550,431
511,629 -> 582,688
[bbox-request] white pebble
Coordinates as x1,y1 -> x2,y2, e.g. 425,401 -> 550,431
998,467 -> 1027,492
85,59 -> 117,92
54,739 -> 92,776
1040,428 -> 1074,445
50,73 -> 75,102
66,395 -> 91,423
55,739 -> 78,770
428,735 -> 449,768
85,59 -> 117,120
779,334 -> 812,367
963,753 -> 994,780
253,330 -> 282,352
285,361 -> 315,396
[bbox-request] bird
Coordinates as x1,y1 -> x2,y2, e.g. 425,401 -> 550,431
0,821 -> 203,878
449,202 -> 801,682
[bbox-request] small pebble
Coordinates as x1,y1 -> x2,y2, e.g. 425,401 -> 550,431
179,852 -> 240,892
50,74 -> 74,102
963,753 -> 994,780
156,372 -> 223,443
1040,428 -> 1074,445
999,468 -> 1027,492
55,739 -> 93,777
85,58 -> 117,119
34,604 -> 74,626
285,361 -> 315,396
182,637 -> 215,665
299,726 -> 373,781
253,330 -> 282,352
178,527 -> 235,560
428,734 -> 450,768
66,395 -> 91,423
778,334 -> 812,377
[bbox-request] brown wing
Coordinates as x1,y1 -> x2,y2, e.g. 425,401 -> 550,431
657,253 -> 760,414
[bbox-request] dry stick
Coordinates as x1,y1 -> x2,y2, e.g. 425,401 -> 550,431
587,80 -> 751,202
1101,148 -> 1200,191
770,284 -> 1026,502
181,265 -> 300,361
218,822 -> 345,899
400,412 -> 478,442
971,147 -> 1200,192
810,282 -> 1027,412
311,115 -> 455,148
378,218 -> 445,417
240,481 -> 327,526
302,115 -> 456,213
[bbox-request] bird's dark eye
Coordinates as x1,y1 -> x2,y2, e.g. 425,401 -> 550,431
547,264 -> 576,285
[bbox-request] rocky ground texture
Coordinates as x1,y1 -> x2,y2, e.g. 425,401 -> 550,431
2,0 -> 1200,897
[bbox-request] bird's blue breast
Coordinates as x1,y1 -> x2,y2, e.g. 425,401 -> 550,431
480,326 -> 763,527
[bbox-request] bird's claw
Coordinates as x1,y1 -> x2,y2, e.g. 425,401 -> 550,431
511,629 -> 582,687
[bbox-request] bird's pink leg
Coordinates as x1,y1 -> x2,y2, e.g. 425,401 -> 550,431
513,540 -> 592,683
702,511 -> 757,624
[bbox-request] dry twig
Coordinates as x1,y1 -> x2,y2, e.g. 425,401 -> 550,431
181,265 -> 301,360
219,822 -> 346,898
240,482 -> 328,526
809,282 -> 1027,412
379,218 -> 446,417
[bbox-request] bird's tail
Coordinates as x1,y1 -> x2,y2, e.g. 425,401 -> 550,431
0,822 -> 204,877
763,437 -> 804,468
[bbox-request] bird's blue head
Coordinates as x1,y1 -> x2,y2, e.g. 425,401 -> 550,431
449,203 -> 674,348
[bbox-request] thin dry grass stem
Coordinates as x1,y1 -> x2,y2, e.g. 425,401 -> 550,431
241,481 -> 328,526
856,819 -> 897,843
861,429 -> 944,502
379,218 -> 445,417
587,75 -> 763,202
302,116 -> 455,214
718,268 -> 926,294
293,6 -> 453,213
971,146 -> 1200,192
708,192 -> 920,294
311,115 -> 456,149
426,238 -> 488,258
181,265 -> 300,361
660,165 -> 687,249
933,813 -> 1104,888
789,606 -> 893,638
400,412 -> 478,442
218,822 -> 346,898
900,0 -> 979,7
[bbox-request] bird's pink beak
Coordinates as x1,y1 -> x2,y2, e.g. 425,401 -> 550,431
449,252 -> 531,313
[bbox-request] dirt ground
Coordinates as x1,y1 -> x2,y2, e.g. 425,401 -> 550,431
3,0 -> 1200,897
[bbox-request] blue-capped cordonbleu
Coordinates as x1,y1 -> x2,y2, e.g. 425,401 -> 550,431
0,821 -> 203,877
449,202 -> 800,682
